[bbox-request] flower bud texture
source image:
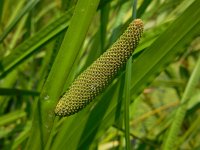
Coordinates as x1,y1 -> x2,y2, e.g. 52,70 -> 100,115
55,19 -> 144,116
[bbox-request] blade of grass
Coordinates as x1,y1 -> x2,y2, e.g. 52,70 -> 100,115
0,0 -> 4,23
36,33 -> 66,91
61,0 -> 78,11
98,0 -> 117,9
137,0 -> 152,18
0,0 -> 39,42
11,121 -> 31,150
38,34 -> 66,150
9,15 -> 28,49
4,0 -> 25,28
162,53 -> 200,150
0,110 -> 26,126
34,2 -> 58,23
100,2 -> 109,53
177,116 -> 200,147
124,1 -> 137,149
0,87 -> 39,96
124,58 -> 132,150
0,71 -> 18,114
25,0 -> 100,149
0,8 -> 74,78
114,75 -> 125,149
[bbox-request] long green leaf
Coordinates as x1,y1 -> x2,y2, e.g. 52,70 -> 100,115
25,0 -> 100,149
0,0 -> 39,42
124,58 -> 132,150
0,0 -> 4,23
0,87 -> 39,96
0,110 -> 26,126
0,8 -> 74,78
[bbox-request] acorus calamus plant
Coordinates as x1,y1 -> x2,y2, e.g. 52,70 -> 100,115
55,19 -> 144,116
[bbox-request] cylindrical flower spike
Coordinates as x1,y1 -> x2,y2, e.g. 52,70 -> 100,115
55,19 -> 144,116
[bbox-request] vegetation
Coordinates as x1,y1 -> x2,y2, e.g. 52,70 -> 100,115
0,0 -> 200,149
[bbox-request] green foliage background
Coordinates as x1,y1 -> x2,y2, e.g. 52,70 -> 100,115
0,0 -> 200,149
